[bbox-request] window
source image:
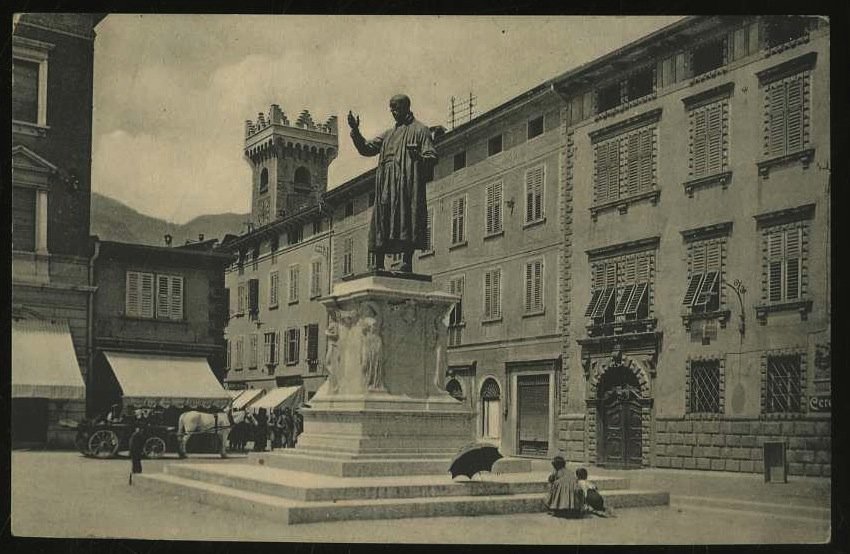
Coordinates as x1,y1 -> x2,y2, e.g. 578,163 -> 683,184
12,37 -> 49,127
765,225 -> 805,303
487,135 -> 502,157
485,181 -> 503,235
125,271 -> 155,319
764,73 -> 810,157
263,331 -> 278,365
729,21 -> 761,61
237,250 -> 246,275
367,193 -> 375,207
236,283 -> 246,315
285,328 -> 301,365
249,333 -> 259,369
593,126 -> 656,205
294,166 -> 311,190
423,208 -> 434,252
527,115 -> 544,140
156,274 -> 184,321
483,268 -> 502,321
525,165 -> 545,223
524,259 -> 544,314
453,151 -> 467,171
269,271 -> 279,308
343,237 -> 354,276
692,38 -> 726,77
764,16 -> 811,49
480,378 -> 501,440
12,187 -> 36,252
288,225 -> 303,245
683,239 -> 724,313
259,168 -> 269,193
451,195 -> 467,245
626,67 -> 655,102
688,98 -> 729,178
310,259 -> 322,298
585,253 -> 652,325
687,359 -> 723,414
234,337 -> 244,370
306,323 -> 319,369
345,201 -> 354,217
597,82 -> 621,112
312,220 -> 321,235
446,379 -> 464,401
248,278 -> 259,319
448,275 -> 464,346
764,354 -> 803,414
288,265 -> 300,303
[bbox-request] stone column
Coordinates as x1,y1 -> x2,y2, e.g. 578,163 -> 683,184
36,189 -> 48,254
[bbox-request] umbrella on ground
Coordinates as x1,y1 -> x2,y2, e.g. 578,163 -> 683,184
448,442 -> 503,479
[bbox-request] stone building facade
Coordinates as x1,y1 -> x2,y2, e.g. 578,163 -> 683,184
554,15 -> 831,475
11,14 -> 106,447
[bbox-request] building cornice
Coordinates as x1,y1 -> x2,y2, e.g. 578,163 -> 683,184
756,52 -> 818,84
680,221 -> 733,241
585,236 -> 661,259
681,82 -> 735,109
753,203 -> 816,228
589,108 -> 663,143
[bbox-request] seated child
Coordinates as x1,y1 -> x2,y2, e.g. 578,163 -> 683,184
575,467 -> 615,517
545,455 -> 583,517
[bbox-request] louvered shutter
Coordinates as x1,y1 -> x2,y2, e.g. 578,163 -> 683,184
639,128 -> 653,192
140,273 -> 154,318
484,271 -> 492,318
785,77 -> 804,153
493,181 -> 503,232
591,287 -> 615,319
458,197 -> 465,242
525,263 -> 533,312
525,166 -> 544,222
693,242 -> 707,274
595,142 -> 609,203
692,108 -> 708,177
627,132 -> 641,196
308,324 -> 319,362
683,274 -> 705,306
492,270 -> 501,318
156,275 -> 171,319
608,140 -> 620,202
706,241 -> 722,271
626,282 -> 648,316
126,272 -> 140,317
294,328 -> 301,361
249,279 -> 259,313
768,232 -> 783,302
486,183 -> 495,234
227,287 -> 234,318
706,104 -> 723,174
533,261 -> 543,312
263,333 -> 271,365
768,83 -> 786,156
585,289 -> 603,317
785,227 -> 802,300
170,276 -> 183,320
274,331 -> 280,364
614,283 -> 636,316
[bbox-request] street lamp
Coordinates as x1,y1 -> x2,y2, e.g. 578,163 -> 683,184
723,278 -> 747,338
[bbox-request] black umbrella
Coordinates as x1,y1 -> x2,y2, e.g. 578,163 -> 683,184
448,442 -> 503,479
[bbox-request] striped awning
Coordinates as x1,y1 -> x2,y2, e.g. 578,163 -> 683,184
103,351 -> 230,410
231,388 -> 266,410
249,386 -> 304,414
12,318 -> 86,400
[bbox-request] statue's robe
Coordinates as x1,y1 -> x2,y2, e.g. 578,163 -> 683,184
351,112 -> 437,253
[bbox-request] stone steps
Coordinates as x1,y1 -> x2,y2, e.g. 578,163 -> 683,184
248,450 -> 533,477
135,471 -> 669,525
164,463 -> 632,502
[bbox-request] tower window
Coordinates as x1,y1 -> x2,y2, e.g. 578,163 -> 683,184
294,167 -> 311,191
259,168 -> 269,194
597,82 -> 621,112
692,38 -> 726,77
345,201 -> 354,217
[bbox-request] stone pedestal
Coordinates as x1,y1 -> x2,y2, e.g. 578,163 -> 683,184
298,272 -> 474,458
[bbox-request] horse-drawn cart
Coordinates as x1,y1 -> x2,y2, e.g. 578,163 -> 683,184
71,415 -> 176,459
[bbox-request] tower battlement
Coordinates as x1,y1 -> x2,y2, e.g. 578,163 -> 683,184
245,104 -> 338,139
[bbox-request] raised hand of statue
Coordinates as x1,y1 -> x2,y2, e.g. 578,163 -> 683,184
347,111 -> 360,131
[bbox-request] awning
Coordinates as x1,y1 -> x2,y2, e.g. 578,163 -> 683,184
103,351 -> 231,410
12,319 -> 86,400
227,390 -> 242,399
249,386 -> 304,414
232,388 -> 265,410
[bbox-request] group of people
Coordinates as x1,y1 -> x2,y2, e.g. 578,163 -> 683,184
546,455 -> 615,518
228,406 -> 303,453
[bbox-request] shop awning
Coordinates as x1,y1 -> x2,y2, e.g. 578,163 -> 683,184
12,319 -> 86,400
232,388 -> 265,410
103,351 -> 230,410
249,386 -> 304,414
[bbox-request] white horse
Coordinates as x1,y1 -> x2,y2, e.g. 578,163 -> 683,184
176,407 -> 247,458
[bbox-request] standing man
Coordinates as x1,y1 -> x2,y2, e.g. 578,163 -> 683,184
128,423 -> 146,484
348,94 -> 437,272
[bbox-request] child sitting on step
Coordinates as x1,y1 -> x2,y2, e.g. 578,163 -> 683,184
575,467 -> 615,517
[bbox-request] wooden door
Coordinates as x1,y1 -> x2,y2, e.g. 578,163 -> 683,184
600,384 -> 642,468
517,374 -> 549,457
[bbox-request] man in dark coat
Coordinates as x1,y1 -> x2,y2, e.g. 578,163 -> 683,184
128,423 -> 146,483
348,94 -> 437,272
254,408 -> 269,452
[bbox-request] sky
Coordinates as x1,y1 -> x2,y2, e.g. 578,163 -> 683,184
91,15 -> 683,224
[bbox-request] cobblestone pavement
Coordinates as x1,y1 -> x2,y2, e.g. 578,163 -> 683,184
10,451 -> 831,544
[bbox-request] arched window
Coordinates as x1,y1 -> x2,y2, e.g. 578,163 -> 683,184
480,378 -> 501,440
294,166 -> 311,189
259,168 -> 269,193
446,379 -> 464,401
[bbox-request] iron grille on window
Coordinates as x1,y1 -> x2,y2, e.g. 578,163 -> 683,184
689,360 -> 721,414
765,354 -> 803,413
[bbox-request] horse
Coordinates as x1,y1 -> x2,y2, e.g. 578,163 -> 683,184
176,407 -> 247,458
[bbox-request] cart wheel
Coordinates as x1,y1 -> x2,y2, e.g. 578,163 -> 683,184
75,431 -> 92,456
88,429 -> 120,458
143,435 -> 167,459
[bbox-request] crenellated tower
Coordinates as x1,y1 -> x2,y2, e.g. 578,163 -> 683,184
244,104 -> 338,227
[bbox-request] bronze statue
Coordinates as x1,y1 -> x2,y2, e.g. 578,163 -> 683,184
348,94 -> 437,272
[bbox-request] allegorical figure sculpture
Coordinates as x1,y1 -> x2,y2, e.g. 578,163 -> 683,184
359,303 -> 385,391
348,94 -> 437,272
433,311 -> 448,392
324,316 -> 340,394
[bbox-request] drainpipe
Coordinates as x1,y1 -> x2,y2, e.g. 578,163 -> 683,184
86,237 -> 100,417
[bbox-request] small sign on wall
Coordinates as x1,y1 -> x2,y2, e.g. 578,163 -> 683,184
809,395 -> 831,412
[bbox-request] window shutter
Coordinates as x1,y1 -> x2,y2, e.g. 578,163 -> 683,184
492,270 -> 501,318
604,261 -> 617,288
639,128 -> 653,192
456,276 -> 464,322
156,274 -> 171,319
494,181 -> 503,232
785,77 -> 804,153
486,183 -> 495,234
525,263 -> 533,312
458,197 -> 465,242
227,287 -> 234,318
626,132 -> 641,196
274,331 -> 280,364
614,283 -> 636,316
249,333 -> 258,368
785,227 -> 802,300
170,276 -> 183,320
635,254 -> 651,284
585,289 -> 603,317
692,108 -> 708,177
140,272 -> 153,318
426,208 -> 434,250
484,271 -> 492,318
595,142 -> 609,203
694,270 -> 719,308
263,333 -> 271,365
591,287 -> 615,319
706,241 -> 722,271
248,279 -> 259,313
692,242 -> 707,274
683,274 -> 705,306
768,83 -> 786,156
706,104 -> 723,174
625,282 -> 648,316
126,272 -> 140,317
533,261 -> 543,312
295,328 -> 301,361
308,324 -> 319,361
525,166 -> 544,221
767,232 -> 783,302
